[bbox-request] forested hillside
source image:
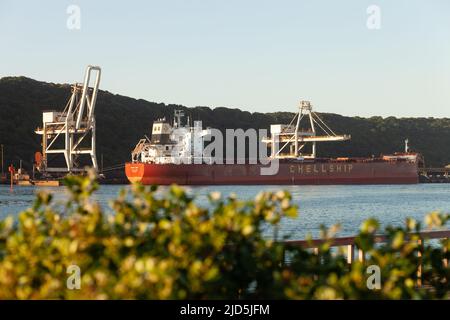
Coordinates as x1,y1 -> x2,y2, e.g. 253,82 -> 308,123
1,76 -> 450,172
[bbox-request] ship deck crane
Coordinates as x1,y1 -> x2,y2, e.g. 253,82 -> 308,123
35,66 -> 101,174
262,101 -> 351,159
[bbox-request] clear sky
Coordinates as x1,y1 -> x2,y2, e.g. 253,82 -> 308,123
1,0 -> 449,117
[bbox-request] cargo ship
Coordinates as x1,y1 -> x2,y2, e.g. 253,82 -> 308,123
125,101 -> 421,185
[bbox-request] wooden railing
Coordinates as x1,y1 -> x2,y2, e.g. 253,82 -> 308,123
285,229 -> 449,263
284,230 -> 450,286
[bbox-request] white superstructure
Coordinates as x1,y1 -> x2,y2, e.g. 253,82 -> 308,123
131,110 -> 211,164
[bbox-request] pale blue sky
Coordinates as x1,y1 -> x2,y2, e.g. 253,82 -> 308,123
1,0 -> 449,117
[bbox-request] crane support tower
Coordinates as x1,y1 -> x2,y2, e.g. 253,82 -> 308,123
262,100 -> 351,159
35,66 -> 101,174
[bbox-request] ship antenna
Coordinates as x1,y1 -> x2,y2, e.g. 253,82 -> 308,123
173,109 -> 184,128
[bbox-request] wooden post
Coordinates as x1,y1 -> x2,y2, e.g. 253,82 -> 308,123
417,239 -> 423,287
444,238 -> 448,268
358,249 -> 365,263
347,244 -> 354,264
313,247 -> 319,281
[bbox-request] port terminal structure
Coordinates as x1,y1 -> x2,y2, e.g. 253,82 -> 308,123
34,66 -> 101,177
261,100 -> 351,159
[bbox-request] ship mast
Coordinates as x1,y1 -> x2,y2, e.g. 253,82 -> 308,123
263,100 -> 351,159
173,110 -> 184,128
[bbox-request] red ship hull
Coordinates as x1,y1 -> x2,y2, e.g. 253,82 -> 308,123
125,160 -> 419,185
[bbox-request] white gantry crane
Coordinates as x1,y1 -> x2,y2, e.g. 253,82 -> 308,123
262,100 -> 351,159
35,66 -> 101,173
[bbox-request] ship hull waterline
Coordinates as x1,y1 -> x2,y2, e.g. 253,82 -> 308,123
125,161 -> 419,185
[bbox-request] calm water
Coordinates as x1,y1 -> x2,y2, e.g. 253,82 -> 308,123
0,184 -> 449,239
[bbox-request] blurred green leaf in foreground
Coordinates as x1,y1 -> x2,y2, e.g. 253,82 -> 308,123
0,173 -> 448,299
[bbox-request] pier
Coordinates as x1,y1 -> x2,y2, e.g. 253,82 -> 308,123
419,167 -> 450,183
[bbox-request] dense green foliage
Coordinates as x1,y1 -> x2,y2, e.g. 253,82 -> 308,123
0,173 -> 448,299
1,76 -> 450,174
